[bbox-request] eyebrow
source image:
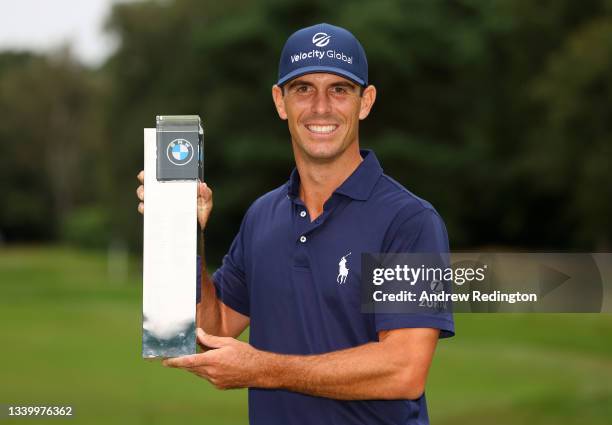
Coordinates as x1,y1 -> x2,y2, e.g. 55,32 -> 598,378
330,81 -> 358,90
285,80 -> 314,90
285,79 -> 358,91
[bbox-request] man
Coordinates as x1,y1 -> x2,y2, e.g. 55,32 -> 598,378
137,23 -> 454,425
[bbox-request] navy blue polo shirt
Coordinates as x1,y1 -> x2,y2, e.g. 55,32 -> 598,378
207,149 -> 454,425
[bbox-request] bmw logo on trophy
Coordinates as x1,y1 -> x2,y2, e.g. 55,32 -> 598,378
166,139 -> 194,166
142,115 -> 204,358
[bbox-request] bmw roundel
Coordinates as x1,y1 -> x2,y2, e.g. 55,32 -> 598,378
166,139 -> 194,166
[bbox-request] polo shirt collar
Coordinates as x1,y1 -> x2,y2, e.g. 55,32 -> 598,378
287,149 -> 383,201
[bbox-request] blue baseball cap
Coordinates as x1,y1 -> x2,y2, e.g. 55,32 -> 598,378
277,23 -> 368,87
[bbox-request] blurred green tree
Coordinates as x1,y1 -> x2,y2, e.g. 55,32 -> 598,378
0,50 -> 107,243
528,16 -> 612,249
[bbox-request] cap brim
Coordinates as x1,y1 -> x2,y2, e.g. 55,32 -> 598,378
277,66 -> 366,87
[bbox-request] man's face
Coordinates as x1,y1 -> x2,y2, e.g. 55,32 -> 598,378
272,73 -> 376,162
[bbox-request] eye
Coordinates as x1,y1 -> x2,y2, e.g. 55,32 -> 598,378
295,85 -> 311,94
332,86 -> 348,94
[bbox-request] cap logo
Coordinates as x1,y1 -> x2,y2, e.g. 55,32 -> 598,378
312,32 -> 331,47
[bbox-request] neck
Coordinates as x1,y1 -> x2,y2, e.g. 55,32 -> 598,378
293,144 -> 363,220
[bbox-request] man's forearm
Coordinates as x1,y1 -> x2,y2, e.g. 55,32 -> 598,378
196,233 -> 250,338
253,341 -> 425,400
197,271 -> 223,335
196,233 -> 223,335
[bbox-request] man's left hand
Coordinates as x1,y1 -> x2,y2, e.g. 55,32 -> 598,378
163,328 -> 264,390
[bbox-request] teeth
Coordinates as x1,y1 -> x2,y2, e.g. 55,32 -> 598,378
307,125 -> 337,134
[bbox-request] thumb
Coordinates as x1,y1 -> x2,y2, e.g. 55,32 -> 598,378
196,328 -> 231,350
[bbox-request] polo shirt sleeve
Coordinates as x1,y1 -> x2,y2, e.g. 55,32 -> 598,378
208,213 -> 251,317
376,208 -> 455,338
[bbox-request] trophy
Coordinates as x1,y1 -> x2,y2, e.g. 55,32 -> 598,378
142,116 -> 203,358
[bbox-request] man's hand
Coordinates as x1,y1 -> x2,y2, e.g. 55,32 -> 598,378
163,328 -> 263,390
136,170 -> 214,230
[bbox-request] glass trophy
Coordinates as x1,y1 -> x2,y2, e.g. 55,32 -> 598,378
142,116 -> 203,358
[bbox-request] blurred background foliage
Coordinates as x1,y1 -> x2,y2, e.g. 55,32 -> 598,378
1,0 -> 611,261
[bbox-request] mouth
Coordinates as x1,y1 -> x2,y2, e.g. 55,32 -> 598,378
305,124 -> 339,135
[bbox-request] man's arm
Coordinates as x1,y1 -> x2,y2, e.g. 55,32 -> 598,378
165,327 -> 440,400
197,234 -> 249,338
261,328 -> 439,400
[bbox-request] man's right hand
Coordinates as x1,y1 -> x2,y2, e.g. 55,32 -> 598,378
136,170 -> 214,231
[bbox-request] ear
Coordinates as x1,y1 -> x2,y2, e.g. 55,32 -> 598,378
272,85 -> 288,120
358,85 -> 377,120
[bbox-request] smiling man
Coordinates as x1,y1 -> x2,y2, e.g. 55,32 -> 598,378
137,22 -> 454,425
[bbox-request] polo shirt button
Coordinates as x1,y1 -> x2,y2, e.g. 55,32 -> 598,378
299,211 -> 307,218
299,236 -> 307,243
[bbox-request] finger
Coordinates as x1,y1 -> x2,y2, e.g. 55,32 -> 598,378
138,202 -> 144,214
137,170 -> 144,184
197,329 -> 232,349
196,328 -> 210,352
205,185 -> 213,202
185,367 -> 211,379
198,182 -> 212,200
163,353 -> 202,368
136,185 -> 144,201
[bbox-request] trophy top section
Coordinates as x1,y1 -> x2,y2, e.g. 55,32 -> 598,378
156,115 -> 203,134
155,115 -> 204,181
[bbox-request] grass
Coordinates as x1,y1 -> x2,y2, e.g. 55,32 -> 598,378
0,246 -> 611,424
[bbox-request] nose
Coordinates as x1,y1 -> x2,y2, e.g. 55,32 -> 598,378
310,89 -> 332,115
